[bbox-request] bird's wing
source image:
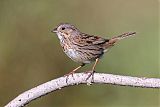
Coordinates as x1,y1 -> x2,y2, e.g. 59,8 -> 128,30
79,33 -> 109,46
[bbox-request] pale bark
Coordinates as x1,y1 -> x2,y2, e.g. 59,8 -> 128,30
5,73 -> 160,107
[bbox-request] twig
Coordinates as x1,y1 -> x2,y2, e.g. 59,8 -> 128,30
5,72 -> 160,107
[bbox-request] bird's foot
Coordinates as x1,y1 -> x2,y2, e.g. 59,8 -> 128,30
85,70 -> 95,83
64,71 -> 75,84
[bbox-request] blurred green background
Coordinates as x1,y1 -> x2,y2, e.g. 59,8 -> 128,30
0,0 -> 159,107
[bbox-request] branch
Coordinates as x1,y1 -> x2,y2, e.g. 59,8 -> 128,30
5,72 -> 160,107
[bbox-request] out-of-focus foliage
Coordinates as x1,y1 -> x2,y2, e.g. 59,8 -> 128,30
0,0 -> 159,107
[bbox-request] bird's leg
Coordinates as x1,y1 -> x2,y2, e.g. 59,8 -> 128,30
65,63 -> 85,83
86,58 -> 99,81
65,63 -> 85,77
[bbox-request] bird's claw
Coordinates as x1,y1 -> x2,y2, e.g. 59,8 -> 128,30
64,72 -> 75,84
85,70 -> 95,82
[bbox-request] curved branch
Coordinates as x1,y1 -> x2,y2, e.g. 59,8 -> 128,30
5,73 -> 160,107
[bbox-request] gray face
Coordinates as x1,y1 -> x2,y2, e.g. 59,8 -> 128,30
52,23 -> 80,42
52,23 -> 79,34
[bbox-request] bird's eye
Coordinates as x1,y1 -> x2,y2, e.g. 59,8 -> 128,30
61,27 -> 65,30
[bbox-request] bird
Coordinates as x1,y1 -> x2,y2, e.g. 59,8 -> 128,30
51,23 -> 136,80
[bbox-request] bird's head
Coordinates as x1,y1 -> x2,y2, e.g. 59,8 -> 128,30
51,23 -> 80,40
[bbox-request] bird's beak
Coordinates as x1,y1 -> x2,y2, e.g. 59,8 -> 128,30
51,28 -> 57,33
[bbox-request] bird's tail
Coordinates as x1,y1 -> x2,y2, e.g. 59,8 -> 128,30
112,32 -> 136,40
108,32 -> 136,44
103,32 -> 136,51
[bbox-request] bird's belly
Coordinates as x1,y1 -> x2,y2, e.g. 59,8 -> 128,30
64,48 -> 91,63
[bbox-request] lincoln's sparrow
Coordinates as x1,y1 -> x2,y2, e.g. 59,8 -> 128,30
51,23 -> 136,80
